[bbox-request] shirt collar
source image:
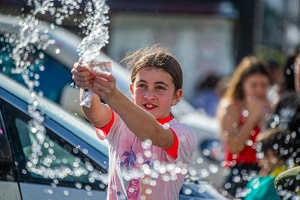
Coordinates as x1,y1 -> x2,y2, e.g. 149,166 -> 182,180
157,115 -> 174,125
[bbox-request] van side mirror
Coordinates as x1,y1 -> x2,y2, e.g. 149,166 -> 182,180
0,134 -> 13,175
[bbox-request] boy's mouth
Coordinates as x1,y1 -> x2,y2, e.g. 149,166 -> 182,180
143,103 -> 157,110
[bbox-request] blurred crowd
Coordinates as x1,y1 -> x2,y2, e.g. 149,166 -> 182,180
191,45 -> 300,199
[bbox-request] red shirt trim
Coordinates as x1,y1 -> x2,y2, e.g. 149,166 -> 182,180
94,108 -> 114,137
95,113 -> 179,159
165,128 -> 179,159
157,115 -> 173,124
157,115 -> 179,159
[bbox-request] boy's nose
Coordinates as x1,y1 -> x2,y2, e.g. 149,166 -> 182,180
144,89 -> 155,99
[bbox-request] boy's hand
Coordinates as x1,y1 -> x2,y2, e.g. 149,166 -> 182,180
71,61 -> 95,90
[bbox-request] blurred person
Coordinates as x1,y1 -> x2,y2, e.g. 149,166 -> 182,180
192,75 -> 231,117
244,128 -> 295,200
71,44 -> 197,200
215,76 -> 231,99
267,59 -> 283,109
216,56 -> 272,198
268,60 -> 282,87
278,44 -> 300,95
266,46 -> 300,112
265,45 -> 300,112
191,74 -> 221,117
266,50 -> 300,199
266,49 -> 300,165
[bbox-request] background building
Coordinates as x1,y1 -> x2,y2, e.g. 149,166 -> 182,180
0,0 -> 299,102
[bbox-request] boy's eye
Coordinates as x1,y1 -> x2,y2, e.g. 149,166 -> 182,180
136,83 -> 146,88
156,86 -> 166,90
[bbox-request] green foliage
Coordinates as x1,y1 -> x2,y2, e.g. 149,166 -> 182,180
255,44 -> 285,68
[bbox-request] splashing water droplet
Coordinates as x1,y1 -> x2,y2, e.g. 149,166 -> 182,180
75,182 -> 83,189
209,164 -> 219,174
245,139 -> 253,146
200,169 -> 209,178
142,139 -> 152,149
163,123 -> 170,129
63,190 -> 69,196
242,109 -> 249,117
197,158 -> 203,164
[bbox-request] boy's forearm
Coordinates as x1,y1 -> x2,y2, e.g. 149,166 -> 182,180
106,89 -> 172,147
80,89 -> 111,127
106,89 -> 154,133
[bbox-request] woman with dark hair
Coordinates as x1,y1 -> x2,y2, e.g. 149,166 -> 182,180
216,55 -> 272,198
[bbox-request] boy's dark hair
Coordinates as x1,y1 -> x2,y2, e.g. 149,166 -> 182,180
121,44 -> 183,92
256,128 -> 295,161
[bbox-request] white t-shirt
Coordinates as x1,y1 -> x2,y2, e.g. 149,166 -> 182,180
96,110 -> 197,200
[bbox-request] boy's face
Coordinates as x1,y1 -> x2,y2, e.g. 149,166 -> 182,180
130,67 -> 182,119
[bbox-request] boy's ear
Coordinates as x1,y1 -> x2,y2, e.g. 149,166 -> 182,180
172,89 -> 183,106
130,83 -> 134,101
130,84 -> 133,93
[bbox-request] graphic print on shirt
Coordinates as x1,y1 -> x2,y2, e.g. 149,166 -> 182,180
120,145 -> 137,168
119,145 -> 152,199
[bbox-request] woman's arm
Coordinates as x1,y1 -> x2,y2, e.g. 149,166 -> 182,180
217,100 -> 261,154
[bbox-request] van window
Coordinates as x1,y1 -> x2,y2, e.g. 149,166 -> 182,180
0,36 -> 72,103
1,99 -> 107,191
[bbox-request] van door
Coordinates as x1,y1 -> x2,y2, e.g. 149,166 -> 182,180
0,97 -> 107,200
0,105 -> 22,200
0,181 -> 21,200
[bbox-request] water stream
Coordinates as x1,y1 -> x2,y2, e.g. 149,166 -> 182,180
5,0 -> 110,191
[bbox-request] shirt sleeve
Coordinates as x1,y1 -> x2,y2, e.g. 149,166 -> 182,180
95,109 -> 114,140
166,123 -> 197,163
164,128 -> 179,159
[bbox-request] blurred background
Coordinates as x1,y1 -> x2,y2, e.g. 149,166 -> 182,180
1,0 -> 299,103
1,1 -> 300,195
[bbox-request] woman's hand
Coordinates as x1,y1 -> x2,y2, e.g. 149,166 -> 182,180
245,96 -> 269,127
